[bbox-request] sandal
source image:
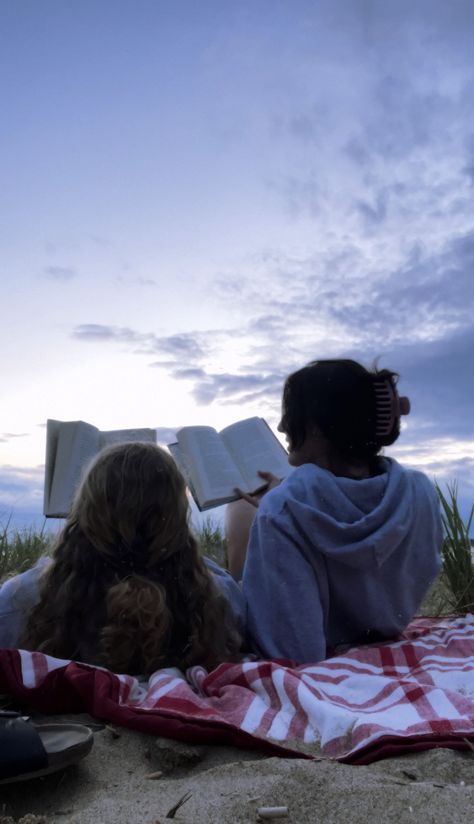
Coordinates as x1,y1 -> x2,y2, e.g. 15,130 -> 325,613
0,710 -> 94,784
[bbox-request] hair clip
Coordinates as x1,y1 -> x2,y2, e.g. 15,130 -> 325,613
373,377 -> 410,438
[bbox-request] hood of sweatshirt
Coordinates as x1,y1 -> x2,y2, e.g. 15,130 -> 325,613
260,458 -> 437,570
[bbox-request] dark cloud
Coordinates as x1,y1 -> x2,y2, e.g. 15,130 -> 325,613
377,326 -> 474,442
73,325 -> 208,361
355,192 -> 388,227
234,228 -> 474,355
42,265 -> 77,281
155,334 -> 206,359
189,371 -> 284,407
171,368 -> 208,380
265,0 -> 474,236
72,324 -> 141,342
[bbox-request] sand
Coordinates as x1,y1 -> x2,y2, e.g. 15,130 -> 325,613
0,713 -> 473,823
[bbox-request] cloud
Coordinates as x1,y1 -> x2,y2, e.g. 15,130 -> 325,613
70,212 -> 474,436
355,192 -> 388,228
390,441 -> 474,525
72,324 -> 141,342
0,433 -> 29,442
73,325 -> 209,362
379,326 -> 474,442
69,221 -> 473,430
42,265 -> 77,281
188,371 -> 285,407
114,275 -> 158,287
152,333 -> 207,360
0,465 -> 45,516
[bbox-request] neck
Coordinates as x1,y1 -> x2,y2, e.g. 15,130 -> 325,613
310,436 -> 371,479
326,456 -> 371,479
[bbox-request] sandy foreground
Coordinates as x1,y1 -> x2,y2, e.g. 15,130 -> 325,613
0,713 -> 473,824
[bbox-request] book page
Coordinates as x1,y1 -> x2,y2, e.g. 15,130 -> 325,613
43,419 -> 61,514
220,417 -> 290,490
46,421 -> 100,517
99,428 -> 157,447
176,426 -> 246,509
167,442 -> 202,507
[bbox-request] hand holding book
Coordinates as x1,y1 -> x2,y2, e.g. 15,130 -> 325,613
168,417 -> 291,511
235,470 -> 282,508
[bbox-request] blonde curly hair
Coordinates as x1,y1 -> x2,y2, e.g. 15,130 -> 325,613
21,442 -> 242,673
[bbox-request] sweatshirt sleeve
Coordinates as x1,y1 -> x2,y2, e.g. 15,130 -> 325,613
204,556 -> 246,631
0,558 -> 49,648
242,510 -> 326,664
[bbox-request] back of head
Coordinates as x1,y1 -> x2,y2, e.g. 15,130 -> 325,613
74,440 -> 189,569
21,442 -> 241,673
282,359 -> 407,462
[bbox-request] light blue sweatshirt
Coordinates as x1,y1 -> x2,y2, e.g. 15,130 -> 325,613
242,458 -> 443,663
0,556 -> 244,650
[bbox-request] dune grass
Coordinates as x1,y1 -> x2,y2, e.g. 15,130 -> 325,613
0,513 -> 227,580
0,516 -> 51,581
1,487 -> 473,617
196,516 -> 228,568
435,483 -> 474,615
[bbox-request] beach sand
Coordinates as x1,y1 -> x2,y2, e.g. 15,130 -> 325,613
1,713 -> 473,823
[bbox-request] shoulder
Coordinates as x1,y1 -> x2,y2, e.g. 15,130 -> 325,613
257,464 -> 331,523
384,457 -> 438,495
0,557 -> 50,600
383,459 -> 441,524
0,557 -> 50,647
259,463 -> 335,516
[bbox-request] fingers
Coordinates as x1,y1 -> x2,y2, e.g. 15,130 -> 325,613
257,471 -> 281,490
234,488 -> 260,508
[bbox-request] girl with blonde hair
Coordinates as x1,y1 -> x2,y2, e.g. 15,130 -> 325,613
1,442 -> 243,674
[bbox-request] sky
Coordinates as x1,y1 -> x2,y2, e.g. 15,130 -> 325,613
1,0 -> 473,532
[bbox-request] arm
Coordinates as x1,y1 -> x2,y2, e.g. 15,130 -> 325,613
242,510 -> 326,664
0,558 -> 49,647
204,557 -> 246,630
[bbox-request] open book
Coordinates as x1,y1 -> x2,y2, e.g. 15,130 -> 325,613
168,416 -> 290,511
44,419 -> 157,518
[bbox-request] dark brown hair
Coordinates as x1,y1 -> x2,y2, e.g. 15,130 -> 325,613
21,443 -> 241,673
280,359 -> 401,461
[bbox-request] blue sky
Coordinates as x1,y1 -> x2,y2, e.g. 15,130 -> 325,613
1,0 -> 473,531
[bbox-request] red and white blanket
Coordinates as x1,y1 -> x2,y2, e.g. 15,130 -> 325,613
0,616 -> 473,764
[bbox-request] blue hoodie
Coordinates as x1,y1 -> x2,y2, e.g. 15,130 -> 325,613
242,458 -> 442,663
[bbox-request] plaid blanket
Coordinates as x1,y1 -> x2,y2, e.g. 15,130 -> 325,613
0,615 -> 473,764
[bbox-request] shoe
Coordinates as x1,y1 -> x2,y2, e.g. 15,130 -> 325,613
0,710 -> 93,784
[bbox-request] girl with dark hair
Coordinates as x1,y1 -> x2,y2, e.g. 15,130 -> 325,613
0,443 -> 243,674
228,359 -> 442,663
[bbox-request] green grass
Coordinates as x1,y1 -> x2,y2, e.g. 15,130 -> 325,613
0,513 -> 227,579
2,489 -> 473,619
435,483 -> 474,615
0,515 -> 52,582
195,516 -> 228,569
